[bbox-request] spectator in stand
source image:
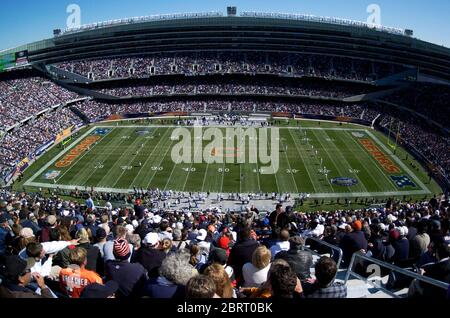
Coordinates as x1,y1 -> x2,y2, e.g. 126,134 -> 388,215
410,220 -> 430,261
204,263 -> 235,298
93,228 -> 108,258
80,281 -> 119,298
340,220 -> 368,266
242,246 -> 272,288
18,211 -> 40,236
143,250 -> 195,298
389,228 -> 410,265
207,248 -> 235,282
54,228 -> 101,272
368,223 -> 394,262
103,225 -> 133,262
303,257 -> 347,298
0,255 -> 54,298
269,204 -> 286,233
23,242 -> 56,278
275,236 -> 313,282
105,239 -> 147,298
59,247 -> 102,298
409,243 -> 450,298
185,275 -> 217,299
40,215 -> 58,243
134,232 -> 167,278
269,229 -> 290,259
228,227 -> 260,284
267,263 -> 300,299
0,214 -> 11,255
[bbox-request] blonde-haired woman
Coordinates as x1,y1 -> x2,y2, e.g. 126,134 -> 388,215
242,246 -> 272,287
204,263 -> 236,298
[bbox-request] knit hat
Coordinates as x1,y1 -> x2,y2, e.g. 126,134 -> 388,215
218,236 -> 231,249
113,239 -> 130,260
352,220 -> 362,231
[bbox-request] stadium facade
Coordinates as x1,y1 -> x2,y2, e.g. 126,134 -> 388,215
2,11 -> 450,80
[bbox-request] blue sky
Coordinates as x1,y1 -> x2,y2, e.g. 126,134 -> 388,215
0,0 -> 449,51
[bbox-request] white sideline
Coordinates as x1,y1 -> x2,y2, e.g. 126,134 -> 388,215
22,181 -> 431,198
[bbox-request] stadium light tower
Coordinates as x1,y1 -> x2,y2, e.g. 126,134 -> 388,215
227,6 -> 237,17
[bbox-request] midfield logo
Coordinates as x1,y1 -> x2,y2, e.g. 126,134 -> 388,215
170,127 -> 280,174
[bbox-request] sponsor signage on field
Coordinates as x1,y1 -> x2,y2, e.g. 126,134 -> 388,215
135,129 -> 151,136
331,177 -> 358,186
359,139 -> 400,174
55,135 -> 100,168
352,132 -> 366,138
44,170 -> 61,180
92,128 -> 112,136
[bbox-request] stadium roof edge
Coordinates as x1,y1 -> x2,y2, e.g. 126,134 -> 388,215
59,11 -> 407,37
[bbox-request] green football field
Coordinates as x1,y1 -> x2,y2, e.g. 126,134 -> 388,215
22,121 -> 441,199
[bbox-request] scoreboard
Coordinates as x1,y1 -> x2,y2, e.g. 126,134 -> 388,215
0,50 -> 28,72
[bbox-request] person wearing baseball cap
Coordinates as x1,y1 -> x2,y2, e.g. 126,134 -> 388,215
0,255 -> 54,298
133,232 -> 166,278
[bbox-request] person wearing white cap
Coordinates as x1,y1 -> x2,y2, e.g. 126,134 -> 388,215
125,224 -> 134,235
195,229 -> 211,256
133,232 -> 167,278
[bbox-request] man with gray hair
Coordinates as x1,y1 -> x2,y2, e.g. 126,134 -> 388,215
143,250 -> 197,298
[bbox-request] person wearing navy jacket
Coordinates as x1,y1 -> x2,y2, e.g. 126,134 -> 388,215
105,239 -> 147,298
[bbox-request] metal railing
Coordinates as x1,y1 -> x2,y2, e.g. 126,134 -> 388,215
304,237 -> 343,270
344,252 -> 449,298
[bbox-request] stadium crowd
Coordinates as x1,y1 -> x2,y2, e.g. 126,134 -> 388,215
72,99 -> 379,123
0,76 -> 78,129
0,108 -> 83,181
97,79 -> 372,99
0,188 -> 448,298
55,52 -> 406,82
382,84 -> 450,127
379,116 -> 450,180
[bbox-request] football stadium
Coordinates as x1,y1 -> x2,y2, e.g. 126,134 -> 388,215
0,1 -> 449,302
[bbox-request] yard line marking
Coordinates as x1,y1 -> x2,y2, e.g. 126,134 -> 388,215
69,129 -> 128,186
321,129 -> 369,194
145,129 -> 176,189
310,130 -> 341,193
281,135 -> 299,193
95,129 -> 145,187
287,128 -> 320,193
129,128 -> 169,188
112,128 -> 160,189
182,129 -> 205,192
